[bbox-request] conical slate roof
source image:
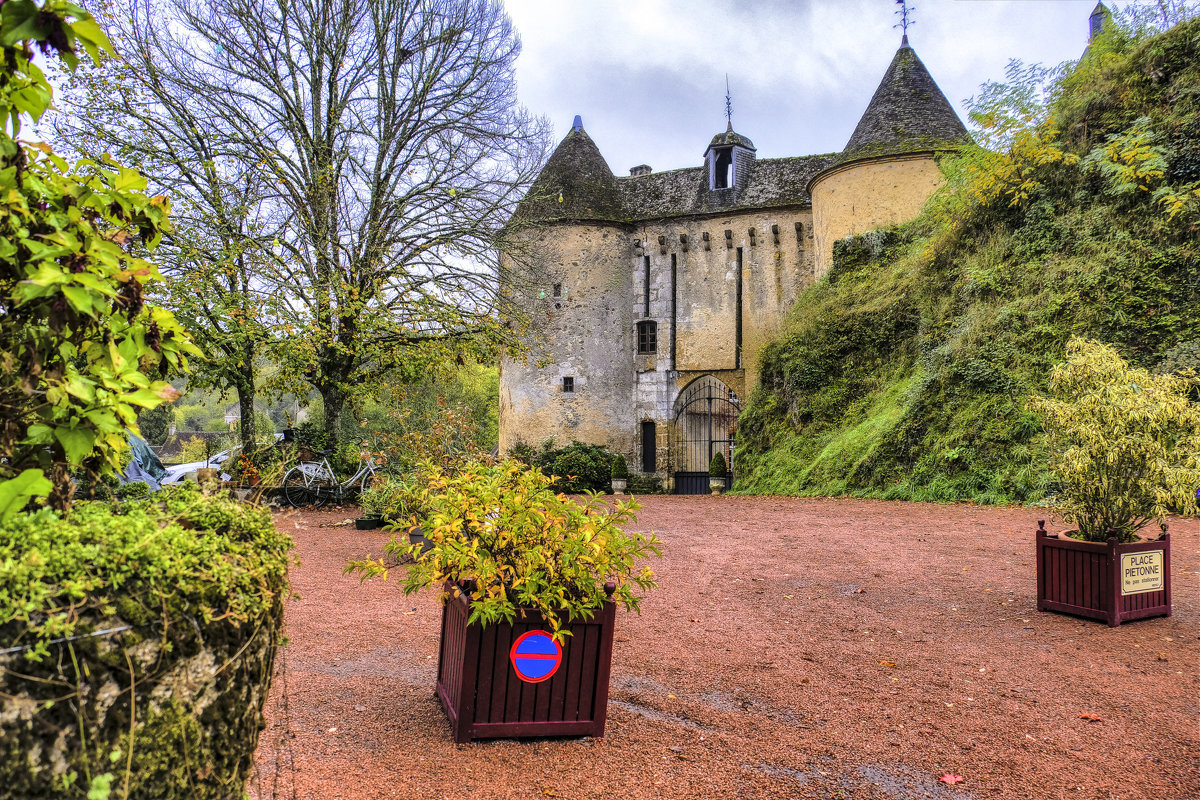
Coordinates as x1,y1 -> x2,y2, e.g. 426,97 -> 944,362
514,118 -> 625,223
839,44 -> 970,163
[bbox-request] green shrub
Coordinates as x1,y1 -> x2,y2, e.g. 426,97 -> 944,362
0,482 -> 292,798
347,460 -> 659,638
113,481 -> 152,500
611,454 -> 629,479
1028,338 -> 1200,542
709,452 -> 727,477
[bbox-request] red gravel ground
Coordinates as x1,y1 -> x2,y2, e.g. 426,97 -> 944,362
249,496 -> 1198,800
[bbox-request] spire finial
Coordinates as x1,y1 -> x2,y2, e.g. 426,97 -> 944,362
894,0 -> 914,45
724,74 -> 733,131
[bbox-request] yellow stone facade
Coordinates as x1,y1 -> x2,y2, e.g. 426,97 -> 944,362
809,154 -> 947,279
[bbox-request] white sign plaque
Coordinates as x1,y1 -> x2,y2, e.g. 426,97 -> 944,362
1120,551 -> 1164,595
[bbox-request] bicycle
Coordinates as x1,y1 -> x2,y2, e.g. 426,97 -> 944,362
282,450 -> 378,508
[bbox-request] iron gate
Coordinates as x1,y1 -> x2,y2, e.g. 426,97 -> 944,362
669,375 -> 740,495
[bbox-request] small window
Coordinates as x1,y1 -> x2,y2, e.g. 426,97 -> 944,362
636,320 -> 657,355
552,283 -> 562,297
562,376 -> 574,393
713,149 -> 733,189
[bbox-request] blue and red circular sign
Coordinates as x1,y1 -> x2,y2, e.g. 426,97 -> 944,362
509,631 -> 562,683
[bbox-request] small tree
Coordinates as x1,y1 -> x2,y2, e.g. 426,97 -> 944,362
709,452 -> 727,478
1028,338 -> 1200,542
611,455 -> 629,480
0,0 -> 198,516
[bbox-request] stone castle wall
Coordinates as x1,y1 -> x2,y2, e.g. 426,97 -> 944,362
809,154 -> 946,279
499,207 -> 817,475
498,224 -> 636,456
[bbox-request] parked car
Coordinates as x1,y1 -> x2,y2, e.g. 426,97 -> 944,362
160,434 -> 285,485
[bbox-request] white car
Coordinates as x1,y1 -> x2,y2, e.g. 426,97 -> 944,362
160,434 -> 285,485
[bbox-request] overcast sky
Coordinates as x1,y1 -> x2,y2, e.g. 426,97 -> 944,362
501,0 -> 1121,176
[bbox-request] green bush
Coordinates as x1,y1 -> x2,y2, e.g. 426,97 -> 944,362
0,483 -> 292,798
347,461 -> 659,639
709,452 -> 727,477
513,440 -> 615,494
113,481 -> 152,500
611,454 -> 629,479
1029,338 -> 1200,542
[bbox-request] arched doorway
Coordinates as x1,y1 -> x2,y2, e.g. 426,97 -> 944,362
669,375 -> 740,495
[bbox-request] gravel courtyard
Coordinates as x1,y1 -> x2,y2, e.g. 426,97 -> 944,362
250,496 -> 1198,800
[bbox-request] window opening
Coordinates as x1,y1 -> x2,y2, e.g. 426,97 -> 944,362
637,320 -> 657,355
736,247 -> 743,369
562,376 -> 574,393
552,283 -> 562,297
670,254 -> 677,370
713,149 -> 733,189
643,255 -> 651,316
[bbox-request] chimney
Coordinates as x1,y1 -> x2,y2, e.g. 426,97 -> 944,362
629,164 -> 652,177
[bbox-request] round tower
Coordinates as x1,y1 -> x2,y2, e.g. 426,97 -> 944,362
808,41 -> 970,279
498,117 -> 636,455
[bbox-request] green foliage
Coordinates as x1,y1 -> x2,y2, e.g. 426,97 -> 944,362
353,364 -> 499,473
1028,338 -> 1200,542
346,461 -> 659,639
708,452 -> 727,477
0,482 -> 291,799
112,480 -> 151,500
534,441 -> 615,494
0,0 -> 199,516
0,481 -> 291,661
738,16 -> 1200,504
136,403 -> 173,446
610,454 -> 629,480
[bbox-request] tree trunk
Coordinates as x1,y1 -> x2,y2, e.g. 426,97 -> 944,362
320,382 -> 345,448
237,378 -> 256,456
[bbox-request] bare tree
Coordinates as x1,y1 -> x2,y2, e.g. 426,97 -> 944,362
59,0 -> 550,443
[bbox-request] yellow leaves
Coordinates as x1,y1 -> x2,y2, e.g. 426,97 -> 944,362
1030,338 -> 1200,541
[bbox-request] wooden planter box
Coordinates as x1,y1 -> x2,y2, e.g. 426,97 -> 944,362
1036,520 -> 1171,627
435,582 -> 616,743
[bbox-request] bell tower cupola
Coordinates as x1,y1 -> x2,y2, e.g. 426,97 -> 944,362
703,77 -> 756,197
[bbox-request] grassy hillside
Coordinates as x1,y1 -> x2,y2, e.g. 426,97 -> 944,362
736,15 -> 1200,504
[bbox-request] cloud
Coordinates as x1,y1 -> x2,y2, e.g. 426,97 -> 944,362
504,0 -> 1106,174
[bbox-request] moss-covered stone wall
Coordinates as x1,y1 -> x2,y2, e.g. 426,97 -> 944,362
0,486 -> 291,799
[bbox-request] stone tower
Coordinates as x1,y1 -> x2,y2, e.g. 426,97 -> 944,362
498,117 -> 637,457
808,41 -> 970,278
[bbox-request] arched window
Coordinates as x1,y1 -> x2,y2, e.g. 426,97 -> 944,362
636,320 -> 657,354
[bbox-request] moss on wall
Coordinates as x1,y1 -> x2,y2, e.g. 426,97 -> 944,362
0,485 -> 291,799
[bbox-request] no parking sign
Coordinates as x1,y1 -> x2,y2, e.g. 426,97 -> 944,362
509,631 -> 562,683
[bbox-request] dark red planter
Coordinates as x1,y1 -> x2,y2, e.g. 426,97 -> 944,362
435,582 -> 616,743
1036,520 -> 1172,627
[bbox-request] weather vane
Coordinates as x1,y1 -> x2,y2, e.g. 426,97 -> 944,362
725,74 -> 733,130
895,0 -> 914,44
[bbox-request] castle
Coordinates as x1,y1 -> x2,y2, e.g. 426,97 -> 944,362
498,35 -> 972,493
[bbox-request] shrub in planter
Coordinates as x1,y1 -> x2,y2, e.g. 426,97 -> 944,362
1028,338 -> 1199,624
709,452 -> 728,494
610,455 -> 629,493
611,454 -> 629,480
0,483 -> 292,798
1028,338 -> 1200,543
709,452 -> 727,478
348,460 -> 659,740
